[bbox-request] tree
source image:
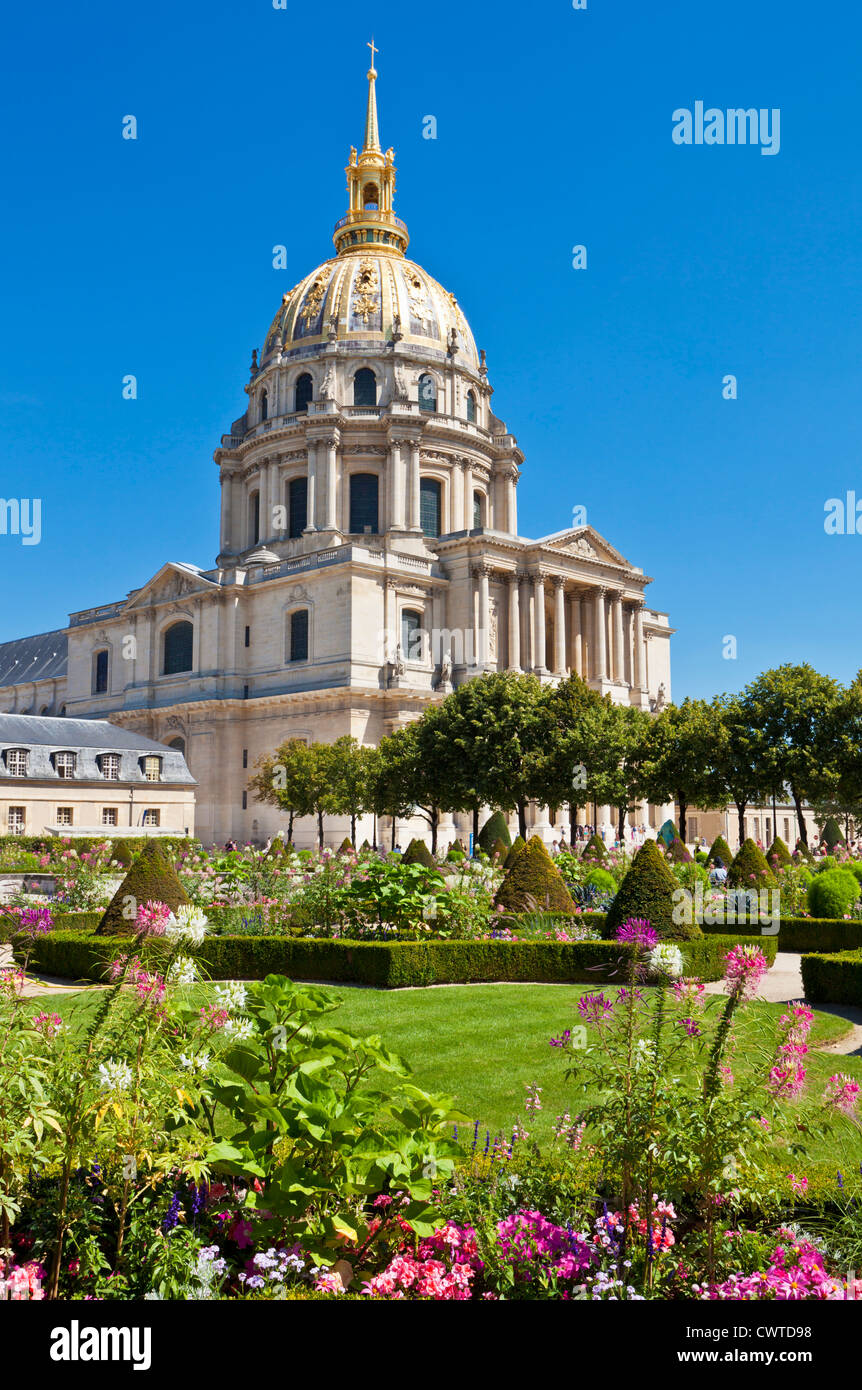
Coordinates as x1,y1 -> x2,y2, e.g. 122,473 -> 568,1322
740,665 -> 842,847
325,735 -> 376,846
249,739 -> 334,848
640,698 -> 727,843
367,735 -> 416,851
537,675 -> 607,842
713,695 -> 772,850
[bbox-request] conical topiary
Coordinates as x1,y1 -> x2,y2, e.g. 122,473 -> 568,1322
706,835 -> 733,869
603,838 -> 702,942
765,836 -> 792,869
821,817 -> 846,850
491,838 -> 509,863
360,839 -> 372,852
97,838 -> 190,934
265,836 -> 286,858
581,833 -> 608,863
794,839 -> 814,862
478,811 -> 512,855
665,835 -> 693,864
338,836 -> 354,854
727,838 -> 776,890
504,835 -> 526,869
403,837 -> 437,870
494,836 -> 576,915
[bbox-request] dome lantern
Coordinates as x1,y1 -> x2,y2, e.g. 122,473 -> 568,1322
333,41 -> 410,258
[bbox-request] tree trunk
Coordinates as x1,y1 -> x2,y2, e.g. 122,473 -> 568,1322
568,803 -> 577,847
618,805 -> 626,842
430,805 -> 439,855
518,799 -> 527,840
472,805 -> 479,851
350,812 -> 356,846
791,786 -> 808,846
677,793 -> 687,844
287,810 -> 294,843
391,816 -> 397,850
317,809 -> 324,849
735,801 -> 746,849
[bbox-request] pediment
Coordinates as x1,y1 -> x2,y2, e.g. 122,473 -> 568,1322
122,563 -> 217,611
537,526 -> 630,568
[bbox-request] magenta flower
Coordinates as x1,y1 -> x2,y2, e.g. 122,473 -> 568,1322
577,992 -> 615,1026
614,918 -> 658,950
824,1073 -> 860,1115
723,944 -> 769,999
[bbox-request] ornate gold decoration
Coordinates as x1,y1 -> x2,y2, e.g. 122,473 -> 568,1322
299,273 -> 329,328
404,268 -> 432,328
352,257 -> 380,324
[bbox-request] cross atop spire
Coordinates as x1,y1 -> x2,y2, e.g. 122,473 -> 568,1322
367,36 -> 378,69
334,44 -> 409,257
363,38 -> 380,152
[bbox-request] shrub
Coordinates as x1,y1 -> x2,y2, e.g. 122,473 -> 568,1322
706,835 -> 734,869
727,839 -> 776,890
338,837 -> 354,854
15,930 -> 773,987
494,838 -> 575,915
806,868 -> 860,919
504,836 -> 526,869
794,841 -> 814,862
846,862 -> 862,884
765,836 -> 792,869
699,915 -> 862,953
477,812 -> 511,854
402,838 -> 437,871
665,835 -> 692,864
580,834 -> 608,863
97,839 -> 190,934
583,867 -> 616,896
604,838 -> 702,942
801,949 -> 862,1005
821,816 -> 846,850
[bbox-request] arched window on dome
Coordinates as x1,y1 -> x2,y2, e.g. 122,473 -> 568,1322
362,182 -> 379,210
349,473 -> 379,534
466,390 -> 477,423
288,477 -> 308,538
167,736 -> 187,760
418,374 -> 437,413
295,373 -> 313,413
163,621 -> 194,676
401,609 -> 423,662
419,478 -> 442,538
473,491 -> 484,530
249,491 -> 261,546
353,368 -> 377,408
260,389 -> 268,422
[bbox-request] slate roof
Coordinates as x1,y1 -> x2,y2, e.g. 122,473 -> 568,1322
0,630 -> 68,687
0,713 -> 175,752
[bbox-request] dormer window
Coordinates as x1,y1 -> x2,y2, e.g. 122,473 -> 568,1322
100,753 -> 121,781
141,755 -> 162,783
5,749 -> 29,777
54,751 -> 77,779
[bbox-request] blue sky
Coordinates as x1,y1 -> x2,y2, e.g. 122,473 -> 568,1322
1,0 -> 860,700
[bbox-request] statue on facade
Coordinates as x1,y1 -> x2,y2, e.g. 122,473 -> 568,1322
438,648 -> 453,691
320,363 -> 335,400
654,682 -> 667,712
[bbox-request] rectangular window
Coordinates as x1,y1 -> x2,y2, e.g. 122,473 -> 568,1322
94,649 -> 109,694
142,809 -> 160,827
289,477 -> 308,538
6,750 -> 29,777
100,754 -> 121,781
242,791 -> 248,810
56,807 -> 73,827
142,756 -> 161,783
242,749 -> 248,769
8,806 -> 24,834
244,626 -> 250,648
102,808 -> 118,826
55,752 -> 77,779
289,609 -> 309,663
419,478 -> 442,538
243,684 -> 250,700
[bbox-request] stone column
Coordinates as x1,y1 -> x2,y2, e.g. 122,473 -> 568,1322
219,471 -> 232,554
463,460 -> 474,529
593,587 -> 607,681
553,577 -> 566,675
267,458 -> 282,541
407,442 -> 420,530
322,435 -> 338,531
450,460 -> 464,532
304,441 -> 318,533
570,591 -> 583,677
389,438 -> 405,531
633,601 -> 646,690
532,572 -> 547,673
505,472 -> 516,534
612,591 -> 625,683
507,573 -> 521,672
474,565 -> 490,667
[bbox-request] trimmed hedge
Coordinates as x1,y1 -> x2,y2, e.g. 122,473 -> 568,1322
707,835 -> 734,869
98,839 -> 190,933
800,949 -> 862,1005
698,915 -> 862,953
15,930 -> 775,988
728,838 -> 776,890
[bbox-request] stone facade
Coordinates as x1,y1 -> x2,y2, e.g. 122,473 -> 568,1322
0,58 -> 673,849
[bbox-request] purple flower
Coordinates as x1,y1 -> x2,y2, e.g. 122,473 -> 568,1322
614,918 -> 658,950
577,992 -> 614,1026
162,1192 -> 182,1232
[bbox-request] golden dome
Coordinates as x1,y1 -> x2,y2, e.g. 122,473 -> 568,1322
260,253 -> 480,371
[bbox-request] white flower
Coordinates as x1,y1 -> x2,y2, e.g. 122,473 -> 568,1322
165,904 -> 209,945
224,1017 -> 254,1042
179,1050 -> 210,1074
98,1057 -> 134,1093
168,955 -> 198,985
214,981 -> 248,1012
647,942 -> 685,979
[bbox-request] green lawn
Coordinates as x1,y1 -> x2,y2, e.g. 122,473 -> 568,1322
27,981 -> 862,1162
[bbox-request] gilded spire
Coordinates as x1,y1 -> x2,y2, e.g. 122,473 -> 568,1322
364,38 -> 380,153
333,42 -> 409,257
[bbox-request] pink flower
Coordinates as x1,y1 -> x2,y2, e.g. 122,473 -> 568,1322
723,944 -> 769,999
824,1073 -> 860,1115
